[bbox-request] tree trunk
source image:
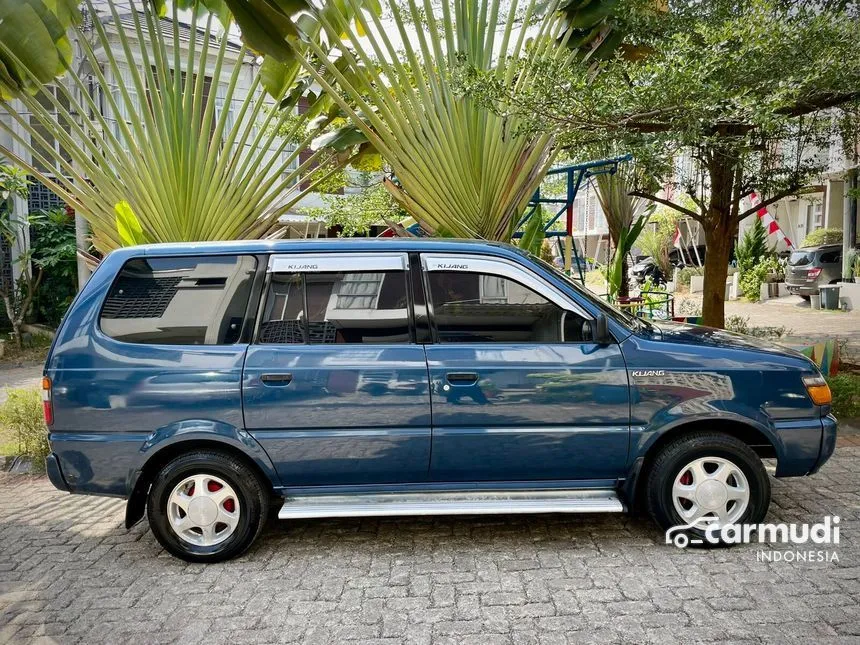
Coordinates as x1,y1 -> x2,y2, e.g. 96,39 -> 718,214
1,293 -> 21,349
702,224 -> 733,327
701,149 -> 740,328
619,254 -> 630,298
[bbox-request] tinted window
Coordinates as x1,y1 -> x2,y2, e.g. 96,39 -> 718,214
259,271 -> 411,344
819,250 -> 841,264
100,255 -> 257,345
427,271 -> 592,343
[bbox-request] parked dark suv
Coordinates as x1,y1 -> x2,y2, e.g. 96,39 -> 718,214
43,240 -> 836,562
785,243 -> 843,298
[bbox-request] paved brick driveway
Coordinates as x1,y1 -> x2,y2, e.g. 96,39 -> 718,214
1,446 -> 859,644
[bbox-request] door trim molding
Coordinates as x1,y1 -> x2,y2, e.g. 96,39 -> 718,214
268,252 -> 408,273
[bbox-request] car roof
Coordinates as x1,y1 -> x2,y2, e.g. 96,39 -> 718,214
111,238 -> 531,260
796,243 -> 842,251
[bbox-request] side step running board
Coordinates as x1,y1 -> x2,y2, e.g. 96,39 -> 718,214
278,489 -> 624,520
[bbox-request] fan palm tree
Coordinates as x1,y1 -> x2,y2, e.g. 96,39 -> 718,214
593,167 -> 653,298
0,0 -> 343,252
287,0 -> 622,240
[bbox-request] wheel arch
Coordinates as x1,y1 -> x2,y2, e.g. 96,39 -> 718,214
125,429 -> 279,529
623,418 -> 776,513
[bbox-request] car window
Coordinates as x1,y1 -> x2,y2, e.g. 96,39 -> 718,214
259,271 -> 411,344
100,255 -> 257,345
819,250 -> 841,264
530,255 -> 643,331
427,271 -> 593,343
788,251 -> 813,266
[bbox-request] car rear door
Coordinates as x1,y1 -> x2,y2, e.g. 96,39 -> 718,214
421,253 -> 630,483
242,252 -> 432,486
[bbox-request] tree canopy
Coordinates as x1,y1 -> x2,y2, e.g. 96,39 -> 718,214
462,0 -> 860,325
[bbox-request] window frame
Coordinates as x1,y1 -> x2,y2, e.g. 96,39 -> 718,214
420,253 -> 595,345
96,253 -> 262,347
254,252 -> 417,346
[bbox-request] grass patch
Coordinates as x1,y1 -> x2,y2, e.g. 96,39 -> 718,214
0,332 -> 52,367
0,438 -> 16,456
828,372 -> 860,419
0,388 -> 48,464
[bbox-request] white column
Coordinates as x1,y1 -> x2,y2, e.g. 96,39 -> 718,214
8,98 -> 30,282
824,178 -> 845,230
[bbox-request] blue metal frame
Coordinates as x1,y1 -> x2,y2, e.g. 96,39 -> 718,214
514,155 -> 632,284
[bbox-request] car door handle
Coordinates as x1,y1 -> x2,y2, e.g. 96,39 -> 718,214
261,373 -> 293,386
446,372 -> 478,385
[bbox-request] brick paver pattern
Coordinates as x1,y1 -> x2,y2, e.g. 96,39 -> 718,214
1,445 -> 858,644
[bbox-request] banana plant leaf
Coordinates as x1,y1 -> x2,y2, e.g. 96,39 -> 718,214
0,0 -> 81,99
519,207 -> 547,256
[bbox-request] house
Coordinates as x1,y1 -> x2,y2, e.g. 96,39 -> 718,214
737,117 -> 858,261
0,5 -> 333,295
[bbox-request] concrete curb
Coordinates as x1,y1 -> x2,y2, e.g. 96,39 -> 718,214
0,455 -> 40,474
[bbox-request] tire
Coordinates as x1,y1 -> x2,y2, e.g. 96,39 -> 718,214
147,450 -> 269,563
800,295 -> 811,302
646,432 -> 770,547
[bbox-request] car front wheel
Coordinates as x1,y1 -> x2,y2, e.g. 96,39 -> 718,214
147,450 -> 269,562
646,432 -> 771,545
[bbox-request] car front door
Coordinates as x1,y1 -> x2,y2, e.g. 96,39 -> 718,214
242,252 -> 432,486
422,253 -> 630,483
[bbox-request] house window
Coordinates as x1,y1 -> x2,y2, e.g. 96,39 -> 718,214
805,202 -> 823,233
30,86 -> 72,174
281,145 -> 298,185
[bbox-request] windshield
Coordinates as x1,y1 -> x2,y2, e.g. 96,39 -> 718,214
531,256 -> 646,332
788,251 -> 814,266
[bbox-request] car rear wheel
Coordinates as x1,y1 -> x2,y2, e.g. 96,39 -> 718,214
147,450 -> 268,562
646,432 -> 770,546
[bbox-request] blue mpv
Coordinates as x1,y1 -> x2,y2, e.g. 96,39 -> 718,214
43,240 -> 837,561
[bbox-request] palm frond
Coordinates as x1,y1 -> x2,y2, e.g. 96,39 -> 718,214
0,0 -> 338,252
291,0 -> 577,241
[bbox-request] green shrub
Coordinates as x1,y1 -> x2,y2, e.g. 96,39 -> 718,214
0,388 -> 48,463
735,217 -> 768,274
678,298 -> 702,316
725,315 -> 750,334
828,373 -> 860,419
29,208 -> 78,327
800,227 -> 842,248
849,249 -> 860,278
677,266 -> 703,287
746,326 -> 789,339
739,255 -> 783,302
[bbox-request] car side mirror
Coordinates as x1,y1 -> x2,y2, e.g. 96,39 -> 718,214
592,313 -> 611,345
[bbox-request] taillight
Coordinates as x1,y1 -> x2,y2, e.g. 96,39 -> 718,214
807,267 -> 822,280
41,376 -> 53,426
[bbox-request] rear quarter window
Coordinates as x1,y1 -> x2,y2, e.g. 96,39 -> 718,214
99,255 -> 257,345
819,250 -> 841,264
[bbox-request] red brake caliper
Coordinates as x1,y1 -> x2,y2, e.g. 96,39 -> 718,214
680,471 -> 693,486
207,480 -> 235,513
